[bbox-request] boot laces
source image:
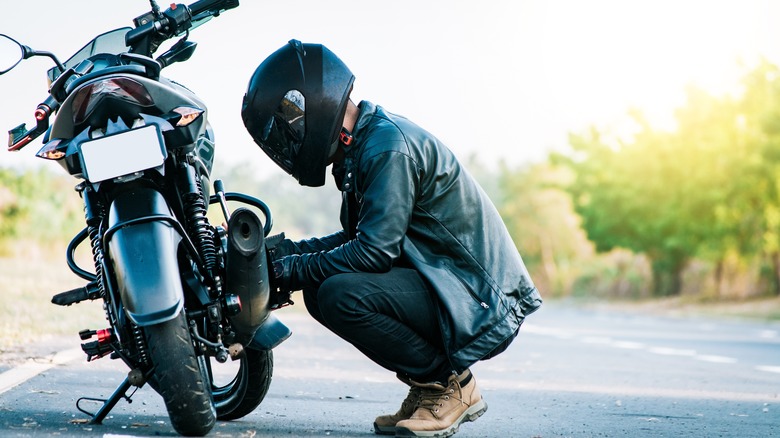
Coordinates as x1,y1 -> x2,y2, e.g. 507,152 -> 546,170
402,386 -> 422,411
418,379 -> 468,418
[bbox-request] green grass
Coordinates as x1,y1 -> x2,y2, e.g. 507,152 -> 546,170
0,256 -> 106,351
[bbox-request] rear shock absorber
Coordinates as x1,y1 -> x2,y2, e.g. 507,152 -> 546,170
179,160 -> 217,274
131,325 -> 149,366
82,185 -> 106,296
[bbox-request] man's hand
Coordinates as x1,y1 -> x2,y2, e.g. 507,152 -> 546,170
268,258 -> 294,309
265,232 -> 296,309
266,232 -> 295,260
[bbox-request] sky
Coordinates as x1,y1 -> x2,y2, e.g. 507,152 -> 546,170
2,0 -> 780,178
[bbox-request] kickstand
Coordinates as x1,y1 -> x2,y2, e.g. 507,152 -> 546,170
76,377 -> 135,424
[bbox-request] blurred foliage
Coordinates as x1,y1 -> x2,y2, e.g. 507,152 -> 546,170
210,161 -> 342,240
547,58 -> 780,297
498,162 -> 594,297
0,166 -> 84,256
8,59 -> 780,302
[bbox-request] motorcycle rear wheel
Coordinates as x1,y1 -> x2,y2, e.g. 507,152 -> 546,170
145,312 -> 216,436
212,347 -> 274,420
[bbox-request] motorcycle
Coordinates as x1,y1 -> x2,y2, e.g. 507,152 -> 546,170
0,1 -> 293,435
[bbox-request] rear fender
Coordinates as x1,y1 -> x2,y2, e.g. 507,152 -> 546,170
105,187 -> 184,326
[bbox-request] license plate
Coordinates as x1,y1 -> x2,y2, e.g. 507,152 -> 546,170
79,125 -> 166,182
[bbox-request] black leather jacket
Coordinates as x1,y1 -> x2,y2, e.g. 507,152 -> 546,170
275,101 -> 542,372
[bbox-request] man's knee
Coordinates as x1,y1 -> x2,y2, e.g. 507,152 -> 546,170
301,287 -> 326,326
317,273 -> 372,324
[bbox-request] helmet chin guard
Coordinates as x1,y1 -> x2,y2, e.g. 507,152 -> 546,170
242,40 -> 355,187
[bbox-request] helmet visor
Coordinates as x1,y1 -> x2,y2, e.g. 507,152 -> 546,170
260,90 -> 305,174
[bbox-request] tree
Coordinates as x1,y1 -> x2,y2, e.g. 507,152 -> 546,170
498,162 -> 593,296
559,100 -> 732,296
733,59 -> 780,294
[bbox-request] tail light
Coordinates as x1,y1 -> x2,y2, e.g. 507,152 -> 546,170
71,77 -> 154,125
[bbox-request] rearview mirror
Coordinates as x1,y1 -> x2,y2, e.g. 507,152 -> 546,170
0,34 -> 23,75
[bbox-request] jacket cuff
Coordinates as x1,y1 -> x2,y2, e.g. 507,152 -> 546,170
272,259 -> 290,292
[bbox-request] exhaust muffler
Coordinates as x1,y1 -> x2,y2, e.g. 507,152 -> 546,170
224,207 -> 270,345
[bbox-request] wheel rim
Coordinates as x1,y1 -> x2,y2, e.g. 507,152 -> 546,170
203,354 -> 249,416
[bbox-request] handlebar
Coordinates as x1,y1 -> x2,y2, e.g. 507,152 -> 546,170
126,3 -> 190,54
190,0 -> 239,17
126,0 -> 238,56
8,95 -> 59,151
7,0 -> 238,152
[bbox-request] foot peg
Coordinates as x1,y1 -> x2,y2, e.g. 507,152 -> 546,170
52,280 -> 101,306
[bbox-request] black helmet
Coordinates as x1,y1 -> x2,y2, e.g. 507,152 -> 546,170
241,40 -> 355,187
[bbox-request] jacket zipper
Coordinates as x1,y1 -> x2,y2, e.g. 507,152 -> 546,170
445,261 -> 490,309
466,288 -> 489,309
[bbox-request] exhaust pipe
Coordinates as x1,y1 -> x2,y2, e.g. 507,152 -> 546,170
224,207 -> 270,345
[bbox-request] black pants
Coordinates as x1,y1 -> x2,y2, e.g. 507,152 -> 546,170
302,267 -> 452,383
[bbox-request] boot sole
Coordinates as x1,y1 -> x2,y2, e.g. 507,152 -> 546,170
395,398 -> 488,437
373,422 -> 397,435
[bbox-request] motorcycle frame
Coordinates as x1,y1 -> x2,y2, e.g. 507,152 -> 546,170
66,179 -> 284,424
3,1 -> 296,429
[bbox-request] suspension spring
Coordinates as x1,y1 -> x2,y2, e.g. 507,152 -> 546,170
132,325 -> 149,366
87,224 -> 106,295
82,186 -> 106,296
184,173 -> 217,273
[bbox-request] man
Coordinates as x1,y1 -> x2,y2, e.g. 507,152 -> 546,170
241,39 -> 542,438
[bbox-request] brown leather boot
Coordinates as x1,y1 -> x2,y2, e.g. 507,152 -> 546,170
395,370 -> 487,437
374,385 -> 422,434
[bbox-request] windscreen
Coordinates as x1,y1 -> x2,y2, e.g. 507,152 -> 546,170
47,27 -> 132,83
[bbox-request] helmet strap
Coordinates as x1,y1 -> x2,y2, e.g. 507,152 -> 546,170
339,127 -> 354,147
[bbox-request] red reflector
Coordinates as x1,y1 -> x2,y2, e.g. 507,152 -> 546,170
96,328 -> 112,344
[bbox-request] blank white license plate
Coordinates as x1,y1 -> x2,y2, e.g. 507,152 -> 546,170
80,125 -> 166,182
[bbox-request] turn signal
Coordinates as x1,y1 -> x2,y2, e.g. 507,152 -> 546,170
35,138 -> 66,160
172,106 -> 204,126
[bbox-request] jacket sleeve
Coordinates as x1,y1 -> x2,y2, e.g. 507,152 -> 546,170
279,150 -> 418,291
272,231 -> 349,259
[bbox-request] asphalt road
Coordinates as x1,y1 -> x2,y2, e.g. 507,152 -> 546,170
0,301 -> 778,437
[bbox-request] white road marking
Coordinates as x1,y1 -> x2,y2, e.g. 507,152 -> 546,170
478,378 -> 779,403
695,354 -> 738,364
612,341 -> 645,350
581,336 -> 613,344
755,365 -> 780,374
648,347 -> 697,356
532,323 -> 774,369
0,348 -> 82,395
522,325 -> 575,339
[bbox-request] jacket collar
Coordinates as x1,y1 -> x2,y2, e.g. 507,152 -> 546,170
352,100 -> 377,141
331,100 -> 377,192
